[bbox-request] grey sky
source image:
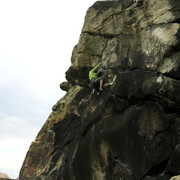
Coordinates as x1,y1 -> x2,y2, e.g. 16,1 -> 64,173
0,0 -> 97,178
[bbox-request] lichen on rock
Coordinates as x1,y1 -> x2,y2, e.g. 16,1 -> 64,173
19,0 -> 180,180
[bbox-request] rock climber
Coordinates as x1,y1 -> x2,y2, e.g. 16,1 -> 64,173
133,0 -> 143,7
89,62 -> 104,93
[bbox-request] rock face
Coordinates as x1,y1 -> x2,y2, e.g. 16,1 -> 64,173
0,173 -> 16,180
19,0 -> 180,179
0,173 -> 9,179
170,175 -> 180,180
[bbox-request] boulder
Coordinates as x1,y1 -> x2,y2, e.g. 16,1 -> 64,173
59,81 -> 72,92
19,0 -> 180,179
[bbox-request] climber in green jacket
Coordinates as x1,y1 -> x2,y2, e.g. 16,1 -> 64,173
89,62 -> 104,92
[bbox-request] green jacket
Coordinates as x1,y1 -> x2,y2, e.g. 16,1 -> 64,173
89,63 -> 101,81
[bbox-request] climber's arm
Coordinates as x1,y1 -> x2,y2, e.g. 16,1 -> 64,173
91,62 -> 101,73
97,68 -> 103,75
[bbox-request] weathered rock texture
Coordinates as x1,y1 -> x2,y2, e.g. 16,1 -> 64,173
0,173 -> 9,179
19,0 -> 180,179
0,172 -> 17,180
0,179 -> 17,180
170,175 -> 180,180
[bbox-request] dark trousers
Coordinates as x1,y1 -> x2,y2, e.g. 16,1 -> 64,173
90,77 -> 104,91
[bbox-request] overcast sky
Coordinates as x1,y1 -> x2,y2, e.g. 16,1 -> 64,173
0,0 -> 98,178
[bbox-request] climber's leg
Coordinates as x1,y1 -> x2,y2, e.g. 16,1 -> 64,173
99,79 -> 104,92
90,77 -> 104,93
94,77 -> 104,92
89,78 -> 99,93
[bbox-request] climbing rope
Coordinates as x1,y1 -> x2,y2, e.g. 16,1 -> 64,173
33,4 -> 150,179
65,2 -> 151,93
66,14 -> 120,87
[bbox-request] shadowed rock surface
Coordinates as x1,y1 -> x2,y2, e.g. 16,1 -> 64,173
19,0 -> 180,179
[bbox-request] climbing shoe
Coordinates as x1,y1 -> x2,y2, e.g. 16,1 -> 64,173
99,88 -> 104,92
